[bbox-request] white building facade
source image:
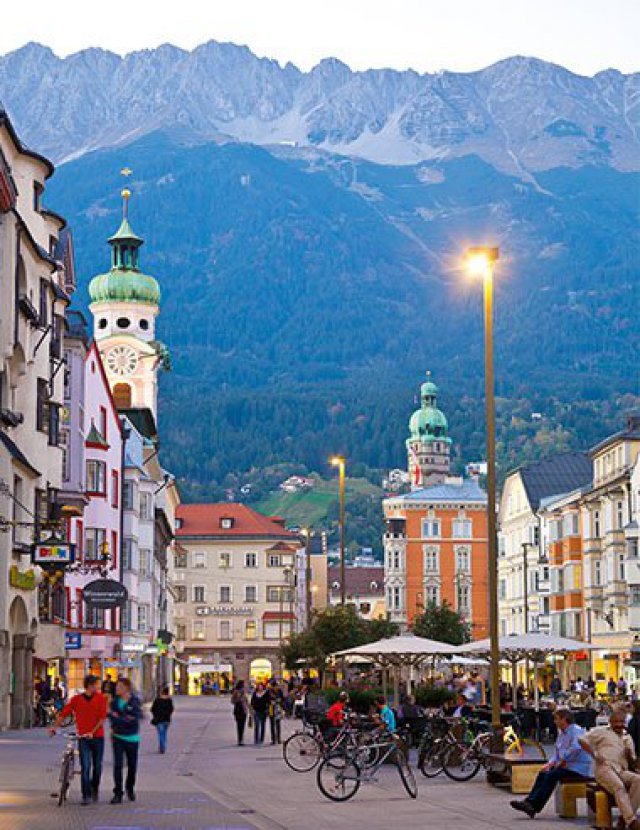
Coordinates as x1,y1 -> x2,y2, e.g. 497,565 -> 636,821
0,111 -> 73,727
173,504 -> 302,692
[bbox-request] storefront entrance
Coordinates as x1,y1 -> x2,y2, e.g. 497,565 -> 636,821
9,596 -> 33,729
250,658 -> 272,685
187,663 -> 233,695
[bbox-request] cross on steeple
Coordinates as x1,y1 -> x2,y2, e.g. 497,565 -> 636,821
120,167 -> 133,219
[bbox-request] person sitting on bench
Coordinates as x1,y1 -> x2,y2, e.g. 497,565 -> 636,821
580,707 -> 640,830
510,708 -> 593,819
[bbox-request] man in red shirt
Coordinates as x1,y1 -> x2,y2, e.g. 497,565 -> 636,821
51,674 -> 107,805
326,691 -> 349,726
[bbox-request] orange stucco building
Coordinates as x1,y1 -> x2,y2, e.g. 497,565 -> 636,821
383,375 -> 489,638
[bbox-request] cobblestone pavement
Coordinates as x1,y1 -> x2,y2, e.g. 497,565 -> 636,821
0,697 -> 593,829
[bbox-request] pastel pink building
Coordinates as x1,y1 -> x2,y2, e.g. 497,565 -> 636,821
65,342 -> 123,693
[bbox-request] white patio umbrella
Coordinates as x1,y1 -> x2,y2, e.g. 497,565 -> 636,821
458,633 -> 596,710
332,634 -> 460,704
333,633 -> 460,665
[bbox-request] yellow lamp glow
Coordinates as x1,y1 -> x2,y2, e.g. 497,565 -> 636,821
465,246 -> 499,278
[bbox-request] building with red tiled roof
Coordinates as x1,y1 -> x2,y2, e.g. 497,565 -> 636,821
173,503 -> 303,691
176,503 -> 299,540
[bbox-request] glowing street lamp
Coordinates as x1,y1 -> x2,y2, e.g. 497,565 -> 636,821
330,455 -> 347,606
465,245 -> 501,730
302,528 -> 313,628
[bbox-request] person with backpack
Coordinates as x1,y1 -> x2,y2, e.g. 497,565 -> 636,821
151,686 -> 174,754
108,678 -> 143,804
231,680 -> 249,745
251,682 -> 270,745
268,679 -> 284,745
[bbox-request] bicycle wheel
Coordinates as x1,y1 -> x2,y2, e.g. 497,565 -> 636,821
418,741 -> 447,778
442,743 -> 481,782
283,732 -> 322,772
317,756 -> 361,802
57,754 -> 73,807
396,749 -> 418,798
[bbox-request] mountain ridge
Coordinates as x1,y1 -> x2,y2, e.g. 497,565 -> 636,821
1,41 -> 638,176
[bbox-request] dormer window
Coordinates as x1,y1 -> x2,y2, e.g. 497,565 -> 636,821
220,517 -> 234,530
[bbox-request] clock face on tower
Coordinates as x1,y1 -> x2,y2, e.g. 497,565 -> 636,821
105,344 -> 139,377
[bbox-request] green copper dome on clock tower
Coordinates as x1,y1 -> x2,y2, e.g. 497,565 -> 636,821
89,181 -> 168,419
88,190 -> 160,305
406,372 -> 452,489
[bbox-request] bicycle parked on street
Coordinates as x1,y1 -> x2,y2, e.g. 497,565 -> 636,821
283,712 -> 380,773
316,727 -> 417,802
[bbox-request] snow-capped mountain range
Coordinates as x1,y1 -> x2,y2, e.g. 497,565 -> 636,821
1,40 -> 638,175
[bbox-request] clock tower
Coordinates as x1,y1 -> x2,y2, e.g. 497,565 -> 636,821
88,187 -> 167,418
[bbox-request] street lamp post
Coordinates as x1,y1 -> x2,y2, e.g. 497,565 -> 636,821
466,246 -> 501,730
304,529 -> 313,628
521,542 -> 531,635
330,456 -> 347,606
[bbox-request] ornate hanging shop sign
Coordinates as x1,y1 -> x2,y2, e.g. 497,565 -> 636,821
83,578 -> 128,609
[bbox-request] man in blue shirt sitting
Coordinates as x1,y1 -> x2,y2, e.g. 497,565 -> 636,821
376,696 -> 397,733
511,707 -> 593,818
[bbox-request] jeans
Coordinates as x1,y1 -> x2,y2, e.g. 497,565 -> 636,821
269,716 -> 281,744
253,713 -> 266,744
78,737 -> 104,799
235,715 -> 247,744
112,738 -> 139,797
155,722 -> 169,753
527,767 -> 588,812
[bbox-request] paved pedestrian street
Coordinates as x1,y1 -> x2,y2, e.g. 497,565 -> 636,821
0,697 -> 591,830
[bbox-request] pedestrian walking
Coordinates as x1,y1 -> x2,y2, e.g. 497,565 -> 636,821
231,680 -> 249,745
268,679 -> 284,745
151,685 -> 173,754
108,678 -> 143,804
50,674 -> 107,805
251,682 -> 269,745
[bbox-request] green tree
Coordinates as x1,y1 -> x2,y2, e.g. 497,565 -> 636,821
364,616 -> 399,641
411,600 -> 470,645
279,605 -> 398,675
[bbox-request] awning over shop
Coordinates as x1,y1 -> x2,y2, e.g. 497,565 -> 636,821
187,663 -> 233,674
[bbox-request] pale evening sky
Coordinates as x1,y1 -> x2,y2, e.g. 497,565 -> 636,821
1,0 -> 637,76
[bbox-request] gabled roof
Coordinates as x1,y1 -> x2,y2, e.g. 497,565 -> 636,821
119,407 -> 157,441
328,566 -> 385,596
86,340 -> 122,434
176,503 -> 299,540
590,414 -> 640,456
85,422 -> 109,448
515,452 -> 592,511
391,477 -> 487,505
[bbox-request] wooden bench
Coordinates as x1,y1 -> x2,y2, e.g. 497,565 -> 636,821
555,778 -> 593,819
586,781 -> 615,830
486,753 -> 546,794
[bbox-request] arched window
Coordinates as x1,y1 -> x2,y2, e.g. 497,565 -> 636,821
113,383 -> 132,409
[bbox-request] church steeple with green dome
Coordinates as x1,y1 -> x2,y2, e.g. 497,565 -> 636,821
406,372 -> 452,489
89,187 -> 160,306
89,178 -> 166,418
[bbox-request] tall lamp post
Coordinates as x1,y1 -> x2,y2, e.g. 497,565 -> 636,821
466,246 -> 501,730
330,456 -> 347,606
303,528 -> 313,628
